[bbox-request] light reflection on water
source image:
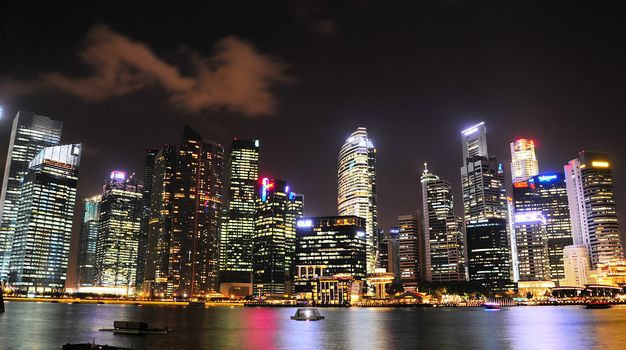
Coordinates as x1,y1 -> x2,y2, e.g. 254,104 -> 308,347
1,303 -> 626,349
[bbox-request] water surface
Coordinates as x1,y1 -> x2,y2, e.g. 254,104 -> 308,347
1,302 -> 625,349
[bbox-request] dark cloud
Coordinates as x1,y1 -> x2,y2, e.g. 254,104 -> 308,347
0,25 -> 291,116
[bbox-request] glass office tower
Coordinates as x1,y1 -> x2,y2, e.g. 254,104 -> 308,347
77,195 -> 101,287
295,216 -> 367,279
338,127 -> 378,274
421,164 -> 465,282
0,111 -> 62,281
9,144 -> 81,292
170,126 -> 224,298
219,139 -> 259,296
96,171 -> 144,292
253,178 -> 304,296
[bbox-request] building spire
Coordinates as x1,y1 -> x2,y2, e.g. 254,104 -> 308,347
420,161 -> 439,183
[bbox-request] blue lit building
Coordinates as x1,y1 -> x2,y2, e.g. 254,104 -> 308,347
513,173 -> 573,282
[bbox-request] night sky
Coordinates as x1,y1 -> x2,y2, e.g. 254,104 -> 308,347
2,2 -> 626,285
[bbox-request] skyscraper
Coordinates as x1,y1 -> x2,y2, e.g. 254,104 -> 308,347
219,139 -> 259,296
253,178 -> 303,296
0,111 -> 62,281
76,195 -> 101,287
461,122 -> 513,291
295,216 -> 367,279
465,218 -> 514,291
461,122 -> 488,161
96,171 -> 144,292
338,127 -> 378,274
512,179 -> 550,282
143,145 -> 177,297
8,144 -> 81,292
421,164 -> 465,282
397,214 -> 421,289
136,148 -> 159,288
513,211 -> 550,281
462,156 -> 508,220
170,126 -> 224,298
535,174 -> 573,281
565,152 -> 624,268
378,227 -> 400,278
510,138 -> 539,183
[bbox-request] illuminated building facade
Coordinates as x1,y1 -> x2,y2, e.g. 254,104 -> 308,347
517,173 -> 573,281
253,178 -> 303,296
461,123 -> 512,291
337,127 -> 378,274
219,139 -> 259,296
96,171 -> 143,291
461,156 -> 507,220
8,144 -> 81,292
466,218 -> 514,292
397,214 -> 421,288
170,126 -> 224,297
510,138 -> 539,183
378,228 -> 400,279
77,195 -> 101,287
513,211 -> 550,281
565,151 -> 624,267
562,245 -> 590,287
311,275 -> 363,305
295,216 -> 367,279
136,148 -> 158,288
588,260 -> 626,287
421,164 -> 465,282
0,111 -> 62,281
460,123 -> 507,221
506,197 -> 519,282
461,122 -> 488,161
143,145 -> 177,296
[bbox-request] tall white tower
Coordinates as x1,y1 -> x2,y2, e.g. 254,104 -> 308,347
565,151 -> 623,268
338,127 -> 378,274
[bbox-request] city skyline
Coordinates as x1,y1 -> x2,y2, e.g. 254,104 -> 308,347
2,3 -> 626,289
4,4 -> 626,349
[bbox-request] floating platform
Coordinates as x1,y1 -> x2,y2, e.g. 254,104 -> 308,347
291,308 -> 325,321
62,343 -> 143,350
99,321 -> 170,335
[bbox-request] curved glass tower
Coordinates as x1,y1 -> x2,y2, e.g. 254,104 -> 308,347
338,127 -> 378,274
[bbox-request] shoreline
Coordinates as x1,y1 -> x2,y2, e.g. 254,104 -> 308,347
5,297 -> 625,308
3,297 -> 244,307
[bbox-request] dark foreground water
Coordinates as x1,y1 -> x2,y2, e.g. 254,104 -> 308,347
2,303 -> 626,349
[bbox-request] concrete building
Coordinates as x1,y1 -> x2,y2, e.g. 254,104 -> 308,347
562,245 -> 590,287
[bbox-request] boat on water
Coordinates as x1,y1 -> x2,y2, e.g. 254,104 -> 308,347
188,301 -> 205,307
291,308 -> 325,321
483,302 -> 501,310
99,321 -> 170,335
586,302 -> 612,309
